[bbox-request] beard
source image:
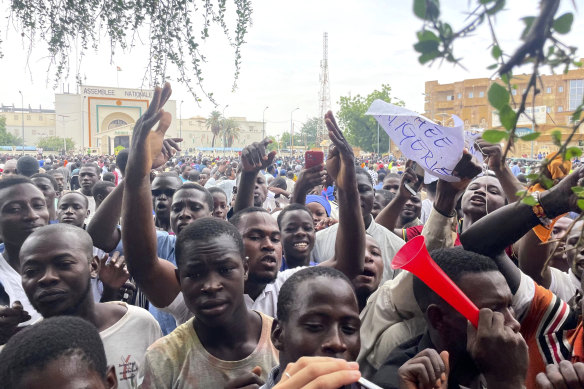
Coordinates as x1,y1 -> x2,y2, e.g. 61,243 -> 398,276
247,271 -> 277,285
33,278 -> 92,318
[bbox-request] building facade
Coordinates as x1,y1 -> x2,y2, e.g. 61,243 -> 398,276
423,62 -> 584,157
1,85 -> 264,155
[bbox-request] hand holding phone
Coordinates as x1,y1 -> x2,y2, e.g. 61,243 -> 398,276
305,150 -> 324,169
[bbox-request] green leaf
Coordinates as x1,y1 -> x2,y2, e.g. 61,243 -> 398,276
572,186 -> 584,195
501,73 -> 510,85
486,0 -> 505,15
413,0 -> 427,19
499,105 -> 517,130
552,130 -> 562,146
516,189 -> 527,198
520,132 -> 540,141
541,176 -> 554,190
482,129 -> 509,143
566,146 -> 582,159
553,13 -> 574,34
526,174 -> 540,181
418,51 -> 440,64
417,30 -> 440,42
414,39 -> 439,53
491,45 -> 502,60
521,16 -> 536,39
578,199 -> 584,210
426,0 -> 440,20
522,196 -> 537,206
487,63 -> 498,70
488,83 -> 510,110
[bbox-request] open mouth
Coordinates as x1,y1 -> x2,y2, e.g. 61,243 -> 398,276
469,195 -> 486,205
293,242 -> 309,249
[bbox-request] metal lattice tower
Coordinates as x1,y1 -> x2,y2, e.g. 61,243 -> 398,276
316,32 -> 331,145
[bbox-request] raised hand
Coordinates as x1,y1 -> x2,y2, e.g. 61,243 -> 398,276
127,82 -> 173,183
98,252 -> 130,291
241,138 -> 277,173
475,138 -> 503,172
540,167 -> 584,218
0,301 -> 30,345
152,137 -> 183,170
273,357 -> 360,389
324,111 -> 355,191
224,366 -> 264,389
398,349 -> 449,389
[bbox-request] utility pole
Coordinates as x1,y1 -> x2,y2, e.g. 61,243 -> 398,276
291,107 -> 299,156
262,106 -> 269,140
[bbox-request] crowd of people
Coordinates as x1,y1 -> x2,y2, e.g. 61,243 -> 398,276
1,82 -> 584,388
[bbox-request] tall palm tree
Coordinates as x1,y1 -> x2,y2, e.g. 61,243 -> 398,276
221,119 -> 241,148
206,110 -> 223,148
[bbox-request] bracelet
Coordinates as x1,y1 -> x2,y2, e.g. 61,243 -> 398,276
433,203 -> 457,218
531,191 -> 552,227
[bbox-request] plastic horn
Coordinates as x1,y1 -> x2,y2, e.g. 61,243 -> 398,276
391,235 -> 479,327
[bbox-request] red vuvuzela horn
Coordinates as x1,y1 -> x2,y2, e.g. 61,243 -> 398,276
392,235 -> 479,327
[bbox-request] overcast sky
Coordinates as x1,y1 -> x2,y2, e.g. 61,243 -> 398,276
0,0 -> 582,136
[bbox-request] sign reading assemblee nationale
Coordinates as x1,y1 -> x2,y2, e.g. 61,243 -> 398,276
367,100 -> 484,183
81,86 -> 154,100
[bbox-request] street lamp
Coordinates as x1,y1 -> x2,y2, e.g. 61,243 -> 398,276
262,106 -> 269,140
290,107 -> 299,156
57,115 -> 70,154
18,90 -> 24,154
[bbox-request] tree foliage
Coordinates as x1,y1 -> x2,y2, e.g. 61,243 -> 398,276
6,0 -> 253,101
220,118 -> 240,147
36,136 -> 75,151
300,117 -> 319,149
0,117 -> 23,146
206,110 -> 223,148
336,84 -> 404,153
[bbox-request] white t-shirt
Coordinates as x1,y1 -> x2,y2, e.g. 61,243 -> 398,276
162,267 -> 307,325
311,219 -> 405,283
0,253 -> 41,326
549,267 -> 580,302
101,302 -> 162,389
76,188 -> 96,224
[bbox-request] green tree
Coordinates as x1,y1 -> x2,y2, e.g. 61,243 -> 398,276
0,117 -> 23,146
300,117 -> 319,149
5,1 -> 252,101
220,119 -> 240,147
266,136 -> 278,152
37,136 -> 75,152
336,84 -> 404,153
206,110 -> 223,148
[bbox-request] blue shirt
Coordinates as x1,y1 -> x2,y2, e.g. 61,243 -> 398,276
280,257 -> 317,271
151,231 -> 178,335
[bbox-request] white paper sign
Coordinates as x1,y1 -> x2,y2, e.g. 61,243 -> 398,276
465,129 -> 484,166
366,100 -> 464,182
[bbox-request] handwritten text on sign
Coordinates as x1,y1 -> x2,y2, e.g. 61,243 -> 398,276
366,100 -> 464,182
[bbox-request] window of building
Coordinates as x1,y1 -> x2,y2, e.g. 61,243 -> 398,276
512,89 -> 517,96
108,119 -> 128,130
569,79 -> 584,111
468,92 -> 474,98
457,93 -> 462,99
13,115 -> 18,120
26,115 -> 31,120
39,115 -> 43,120
446,95 -> 454,101
546,87 -> 552,94
546,107 -> 552,113
479,91 -> 485,97
559,86 -> 564,93
558,106 -> 564,112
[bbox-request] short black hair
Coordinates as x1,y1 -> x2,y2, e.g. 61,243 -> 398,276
269,177 -> 287,191
276,203 -> 312,229
59,191 -> 89,209
187,170 -> 201,182
31,173 -> 58,191
208,187 -> 227,200
16,156 -> 39,177
102,172 -> 116,182
176,182 -> 213,212
80,163 -> 101,176
0,175 -> 34,192
384,173 -> 400,180
277,267 -> 353,322
0,316 -> 108,389
413,248 -> 499,312
155,171 -> 182,182
355,167 -> 373,186
229,206 -> 270,227
175,217 -> 244,268
92,180 -> 115,200
374,189 -> 395,207
116,149 -> 129,175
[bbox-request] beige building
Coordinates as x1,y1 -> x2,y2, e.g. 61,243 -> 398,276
1,85 -> 264,155
423,62 -> 584,157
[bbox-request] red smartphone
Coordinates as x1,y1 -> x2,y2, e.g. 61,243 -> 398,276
305,150 -> 324,169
